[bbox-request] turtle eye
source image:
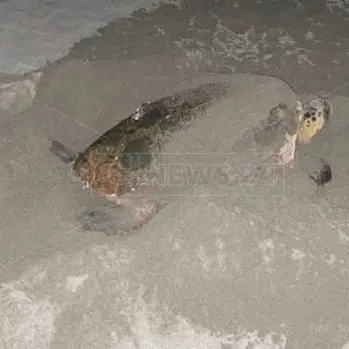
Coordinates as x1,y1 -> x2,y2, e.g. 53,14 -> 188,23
311,116 -> 317,122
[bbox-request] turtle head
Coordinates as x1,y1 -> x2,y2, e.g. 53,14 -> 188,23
297,97 -> 332,144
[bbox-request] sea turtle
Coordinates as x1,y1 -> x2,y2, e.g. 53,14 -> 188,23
50,82 -> 231,235
51,84 -> 331,235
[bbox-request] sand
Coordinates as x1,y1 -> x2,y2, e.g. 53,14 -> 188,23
1,1 -> 349,348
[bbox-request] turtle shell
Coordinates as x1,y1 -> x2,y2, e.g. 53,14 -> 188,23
72,82 -> 229,197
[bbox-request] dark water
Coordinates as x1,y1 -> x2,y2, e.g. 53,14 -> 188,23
64,0 -> 349,97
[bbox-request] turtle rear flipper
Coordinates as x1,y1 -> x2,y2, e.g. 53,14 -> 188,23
77,196 -> 166,236
77,203 -> 117,236
50,140 -> 76,164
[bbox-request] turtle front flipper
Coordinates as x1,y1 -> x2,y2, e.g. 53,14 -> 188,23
308,157 -> 332,187
50,140 -> 77,164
